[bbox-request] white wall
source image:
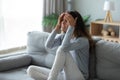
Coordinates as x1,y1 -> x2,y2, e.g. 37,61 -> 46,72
73,0 -> 120,22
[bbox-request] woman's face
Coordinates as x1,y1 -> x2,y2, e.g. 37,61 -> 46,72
61,15 -> 69,33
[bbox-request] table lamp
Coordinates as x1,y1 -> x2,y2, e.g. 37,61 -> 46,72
103,0 -> 115,22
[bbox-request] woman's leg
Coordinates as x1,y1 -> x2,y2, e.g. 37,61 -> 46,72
47,46 -> 85,80
64,53 -> 85,80
47,47 -> 66,80
27,65 -> 50,80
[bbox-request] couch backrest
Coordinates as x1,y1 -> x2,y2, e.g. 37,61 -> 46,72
27,31 -> 56,68
96,40 -> 120,80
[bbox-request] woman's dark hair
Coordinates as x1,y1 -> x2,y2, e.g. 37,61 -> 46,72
67,10 -> 94,52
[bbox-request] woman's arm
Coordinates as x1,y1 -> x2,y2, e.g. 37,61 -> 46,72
61,13 -> 76,47
60,13 -> 89,51
45,29 -> 62,49
45,13 -> 65,49
61,37 -> 89,51
61,26 -> 74,46
61,26 -> 89,51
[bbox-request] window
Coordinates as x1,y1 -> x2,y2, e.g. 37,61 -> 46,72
0,0 -> 43,51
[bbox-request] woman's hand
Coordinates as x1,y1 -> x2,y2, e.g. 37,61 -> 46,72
64,13 -> 77,27
55,13 -> 65,32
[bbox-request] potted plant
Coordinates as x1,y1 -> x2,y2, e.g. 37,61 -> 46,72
82,15 -> 91,31
42,13 -> 59,32
83,15 -> 91,26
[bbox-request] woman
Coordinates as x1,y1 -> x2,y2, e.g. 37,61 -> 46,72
27,11 -> 94,80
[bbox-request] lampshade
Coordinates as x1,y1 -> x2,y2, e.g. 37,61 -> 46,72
67,0 -> 72,10
103,0 -> 115,11
68,0 -> 71,2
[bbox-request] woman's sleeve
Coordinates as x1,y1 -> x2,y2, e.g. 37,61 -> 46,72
61,38 -> 89,51
45,29 -> 61,49
61,26 -> 74,46
61,26 -> 89,51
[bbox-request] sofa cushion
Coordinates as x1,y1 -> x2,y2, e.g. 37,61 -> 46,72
27,31 -> 56,68
29,52 -> 55,68
27,31 -> 49,52
0,54 -> 31,71
0,67 -> 33,80
96,40 -> 120,80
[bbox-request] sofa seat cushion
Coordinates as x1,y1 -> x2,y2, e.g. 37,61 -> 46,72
29,52 -> 55,69
0,54 -> 31,72
96,40 -> 120,80
0,67 -> 33,80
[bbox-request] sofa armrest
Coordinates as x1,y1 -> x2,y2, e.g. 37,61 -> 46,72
0,53 -> 32,71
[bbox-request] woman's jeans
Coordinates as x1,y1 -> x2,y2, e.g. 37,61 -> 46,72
27,46 -> 85,80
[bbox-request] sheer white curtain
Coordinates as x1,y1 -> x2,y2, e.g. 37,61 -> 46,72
0,0 -> 43,50
0,0 -> 6,50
